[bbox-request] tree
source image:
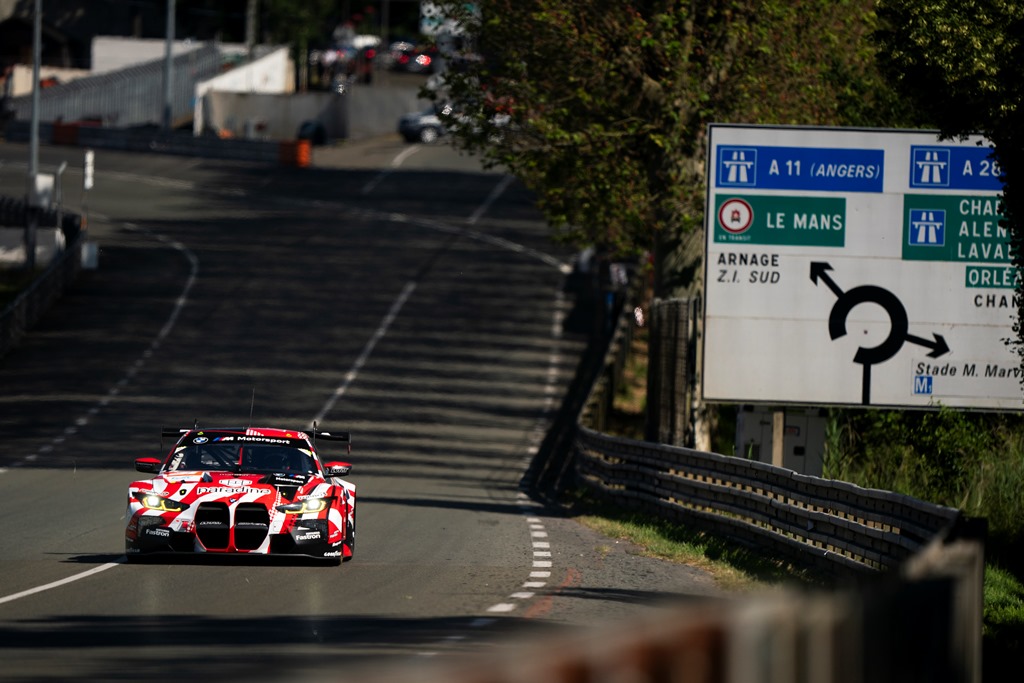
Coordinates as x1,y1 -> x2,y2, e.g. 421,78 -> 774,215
430,0 -> 914,298
261,0 -> 337,89
874,0 -> 1024,375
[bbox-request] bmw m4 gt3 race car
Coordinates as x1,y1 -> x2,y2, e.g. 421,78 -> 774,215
126,426 -> 355,565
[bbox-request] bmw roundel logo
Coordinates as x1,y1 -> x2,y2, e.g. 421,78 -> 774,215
193,436 -> 209,444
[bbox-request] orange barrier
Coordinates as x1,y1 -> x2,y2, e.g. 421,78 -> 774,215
278,140 -> 311,168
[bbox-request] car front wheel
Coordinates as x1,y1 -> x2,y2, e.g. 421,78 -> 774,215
343,509 -> 355,562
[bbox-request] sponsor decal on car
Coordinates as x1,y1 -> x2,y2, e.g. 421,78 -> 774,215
144,527 -> 170,537
295,531 -> 322,541
197,486 -> 263,495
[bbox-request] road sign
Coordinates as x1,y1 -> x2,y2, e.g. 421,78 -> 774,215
702,124 -> 1016,410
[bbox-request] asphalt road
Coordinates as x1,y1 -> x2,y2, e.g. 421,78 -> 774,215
0,137 -> 722,683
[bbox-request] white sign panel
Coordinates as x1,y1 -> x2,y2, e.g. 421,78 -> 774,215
702,124 -> 1018,410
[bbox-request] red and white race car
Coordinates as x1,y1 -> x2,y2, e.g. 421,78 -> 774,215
126,426 -> 356,564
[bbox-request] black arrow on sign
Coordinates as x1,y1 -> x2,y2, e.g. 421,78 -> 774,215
810,261 -> 951,404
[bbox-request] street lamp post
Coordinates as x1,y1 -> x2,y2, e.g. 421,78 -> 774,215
25,0 -> 42,271
162,0 -> 176,131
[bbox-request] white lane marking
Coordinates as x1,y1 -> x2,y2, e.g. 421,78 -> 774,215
0,562 -> 121,606
467,175 -> 514,225
361,145 -> 422,195
487,603 -> 517,613
7,222 -> 199,470
480,289 -> 569,616
309,280 -> 417,427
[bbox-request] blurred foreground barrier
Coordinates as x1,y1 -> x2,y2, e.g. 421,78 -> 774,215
365,526 -> 980,683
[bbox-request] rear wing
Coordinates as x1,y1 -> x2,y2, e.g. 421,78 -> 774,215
311,428 -> 352,455
313,431 -> 351,443
158,425 -> 353,453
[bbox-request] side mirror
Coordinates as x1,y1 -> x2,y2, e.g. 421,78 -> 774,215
135,457 -> 162,474
324,461 -> 351,477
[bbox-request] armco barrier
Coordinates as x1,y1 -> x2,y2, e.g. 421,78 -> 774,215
4,120 -> 305,166
574,426 -> 961,575
0,198 -> 83,359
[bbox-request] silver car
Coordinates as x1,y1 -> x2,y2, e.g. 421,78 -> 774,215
397,103 -> 453,144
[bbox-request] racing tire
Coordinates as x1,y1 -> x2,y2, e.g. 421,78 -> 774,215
343,509 -> 356,562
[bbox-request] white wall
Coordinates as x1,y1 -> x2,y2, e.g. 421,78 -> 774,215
193,47 -> 294,135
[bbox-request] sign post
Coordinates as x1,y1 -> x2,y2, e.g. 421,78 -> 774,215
702,124 -> 1015,411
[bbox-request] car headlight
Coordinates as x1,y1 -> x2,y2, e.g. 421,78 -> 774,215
135,492 -> 190,512
276,498 -> 329,514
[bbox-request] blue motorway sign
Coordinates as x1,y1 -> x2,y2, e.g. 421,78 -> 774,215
909,145 -> 1003,191
716,145 -> 884,193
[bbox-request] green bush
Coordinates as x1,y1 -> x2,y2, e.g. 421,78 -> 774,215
824,407 -> 1024,550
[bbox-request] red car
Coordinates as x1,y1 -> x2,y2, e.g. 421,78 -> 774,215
125,426 -> 356,565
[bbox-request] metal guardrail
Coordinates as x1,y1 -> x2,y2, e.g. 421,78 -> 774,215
3,121 -> 309,166
575,426 -> 961,575
0,199 -> 83,359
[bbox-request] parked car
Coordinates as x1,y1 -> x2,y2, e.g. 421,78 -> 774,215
397,103 -> 453,143
318,41 -> 377,86
389,43 -> 439,74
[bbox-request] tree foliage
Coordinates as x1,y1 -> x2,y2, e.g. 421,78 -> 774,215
430,0 -> 911,296
874,0 -> 1024,372
261,0 -> 337,86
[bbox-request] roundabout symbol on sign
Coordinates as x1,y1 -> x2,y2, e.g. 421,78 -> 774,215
810,261 -> 950,405
718,198 -> 753,234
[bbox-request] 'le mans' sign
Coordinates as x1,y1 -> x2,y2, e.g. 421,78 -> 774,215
702,124 -> 1016,411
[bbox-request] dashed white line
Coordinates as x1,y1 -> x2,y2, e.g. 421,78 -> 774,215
5,222 -> 199,470
0,562 -> 122,606
309,280 -> 416,427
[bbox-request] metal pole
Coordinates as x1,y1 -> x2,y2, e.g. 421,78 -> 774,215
772,408 -> 785,468
162,0 -> 175,130
25,0 -> 41,271
245,0 -> 257,57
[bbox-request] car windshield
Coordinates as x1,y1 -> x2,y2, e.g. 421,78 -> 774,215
167,442 -> 316,474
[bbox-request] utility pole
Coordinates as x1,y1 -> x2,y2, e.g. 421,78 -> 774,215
245,0 -> 258,57
162,0 -> 175,131
25,0 -> 41,271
